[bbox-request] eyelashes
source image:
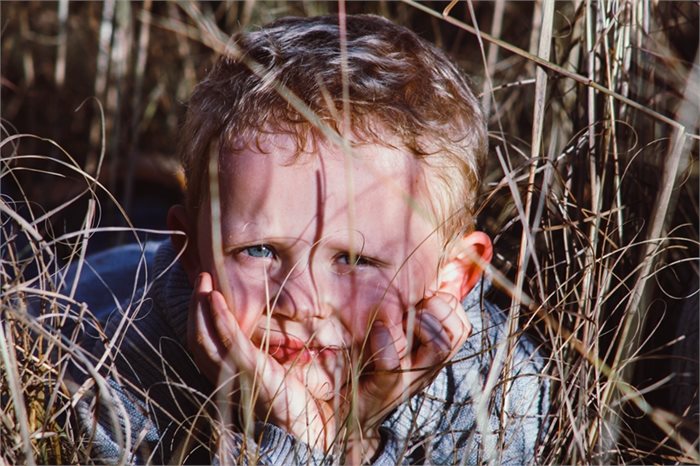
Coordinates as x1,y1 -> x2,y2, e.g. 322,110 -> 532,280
334,252 -> 377,268
241,244 -> 276,259
228,231 -> 388,276
233,243 -> 381,272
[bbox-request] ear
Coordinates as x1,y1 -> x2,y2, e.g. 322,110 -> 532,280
167,204 -> 200,286
436,231 -> 493,302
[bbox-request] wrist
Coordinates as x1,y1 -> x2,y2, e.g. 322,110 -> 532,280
345,430 -> 381,465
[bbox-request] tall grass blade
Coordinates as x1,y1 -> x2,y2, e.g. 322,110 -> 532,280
87,0 -> 115,174
54,0 -> 69,88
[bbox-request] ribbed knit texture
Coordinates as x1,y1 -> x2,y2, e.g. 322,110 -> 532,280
71,241 -> 549,464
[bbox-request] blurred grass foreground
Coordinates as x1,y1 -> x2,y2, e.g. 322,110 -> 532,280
1,1 -> 698,464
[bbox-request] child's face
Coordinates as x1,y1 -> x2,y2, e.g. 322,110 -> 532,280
193,133 -> 446,399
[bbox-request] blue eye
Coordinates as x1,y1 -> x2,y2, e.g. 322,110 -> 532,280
242,244 -> 275,259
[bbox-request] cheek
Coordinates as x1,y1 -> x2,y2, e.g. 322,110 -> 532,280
400,254 -> 439,303
341,263 -> 437,338
334,275 -> 408,339
214,261 -> 269,335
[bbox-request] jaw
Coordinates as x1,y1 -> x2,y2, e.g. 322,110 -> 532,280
283,349 -> 352,401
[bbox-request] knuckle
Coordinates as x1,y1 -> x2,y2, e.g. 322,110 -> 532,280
464,320 -> 473,337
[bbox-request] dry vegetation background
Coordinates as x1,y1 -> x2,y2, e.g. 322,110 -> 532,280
1,1 -> 698,464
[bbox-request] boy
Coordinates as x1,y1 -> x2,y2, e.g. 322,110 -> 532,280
73,14 -> 548,464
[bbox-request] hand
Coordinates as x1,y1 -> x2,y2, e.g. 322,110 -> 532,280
343,291 -> 472,463
187,272 -> 471,462
187,272 -> 337,450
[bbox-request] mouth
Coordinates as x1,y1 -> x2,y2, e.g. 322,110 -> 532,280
254,333 -> 346,366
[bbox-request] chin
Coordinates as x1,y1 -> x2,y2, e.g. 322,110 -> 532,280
282,349 -> 351,401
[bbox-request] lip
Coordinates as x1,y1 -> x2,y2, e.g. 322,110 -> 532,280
254,333 -> 345,365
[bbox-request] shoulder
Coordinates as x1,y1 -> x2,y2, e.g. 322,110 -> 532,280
68,241 -> 209,462
383,281 -> 550,463
454,289 -> 550,464
62,241 -> 162,320
455,290 -> 549,421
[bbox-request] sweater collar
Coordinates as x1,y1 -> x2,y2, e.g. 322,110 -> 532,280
151,240 -> 192,345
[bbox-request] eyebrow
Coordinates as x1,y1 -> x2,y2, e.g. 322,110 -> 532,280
222,221 -> 261,241
222,233 -> 313,252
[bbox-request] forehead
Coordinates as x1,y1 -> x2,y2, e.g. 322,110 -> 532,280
222,132 -> 422,190
217,133 -> 438,236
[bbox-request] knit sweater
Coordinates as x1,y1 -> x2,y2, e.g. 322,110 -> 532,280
70,241 -> 549,464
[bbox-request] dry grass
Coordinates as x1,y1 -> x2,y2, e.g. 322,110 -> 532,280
1,1 -> 698,464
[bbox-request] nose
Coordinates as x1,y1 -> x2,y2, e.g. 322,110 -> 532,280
269,266 -> 332,321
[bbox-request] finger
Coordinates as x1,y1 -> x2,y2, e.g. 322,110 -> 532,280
440,291 -> 472,343
185,280 -> 331,445
187,272 -> 210,353
420,292 -> 472,348
363,297 -> 409,361
208,291 -> 294,393
208,290 -> 288,405
186,273 -> 226,380
410,311 -> 453,371
369,321 -> 401,372
353,322 -> 403,424
208,290 -> 257,370
209,290 -> 332,445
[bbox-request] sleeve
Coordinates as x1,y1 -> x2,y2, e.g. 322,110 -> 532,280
71,301 -> 213,464
66,242 -> 341,465
381,295 -> 550,465
246,424 -> 402,466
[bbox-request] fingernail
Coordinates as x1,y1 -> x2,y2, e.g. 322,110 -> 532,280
207,293 -> 219,314
371,321 -> 389,335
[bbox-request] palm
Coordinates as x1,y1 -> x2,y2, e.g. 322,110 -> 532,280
188,273 -> 469,459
